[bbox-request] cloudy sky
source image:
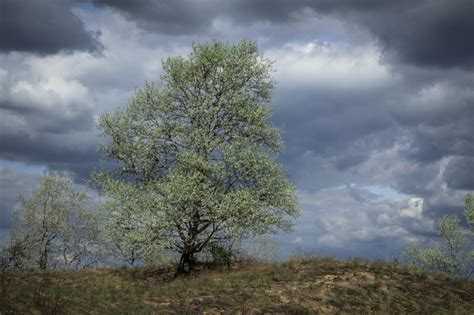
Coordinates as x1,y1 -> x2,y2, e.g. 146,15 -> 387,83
1,0 -> 473,260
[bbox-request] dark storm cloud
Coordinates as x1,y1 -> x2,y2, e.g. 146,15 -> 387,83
274,97 -> 395,171
0,99 -> 94,134
91,0 -> 216,34
0,74 -> 98,180
393,163 -> 440,197
369,0 -> 474,69
233,0 -> 474,68
402,120 -> 474,164
227,0 -> 411,23
0,95 -> 99,178
93,0 -> 474,68
1,0 -> 473,257
394,80 -> 474,164
0,96 -> 99,180
0,166 -> 43,243
0,0 -> 102,54
0,129 -> 100,181
444,157 -> 474,190
0,132 -> 98,168
272,81 -> 399,180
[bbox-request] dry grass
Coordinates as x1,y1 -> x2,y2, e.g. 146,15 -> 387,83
1,257 -> 473,314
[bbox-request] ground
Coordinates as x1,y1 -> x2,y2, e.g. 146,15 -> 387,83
1,257 -> 473,314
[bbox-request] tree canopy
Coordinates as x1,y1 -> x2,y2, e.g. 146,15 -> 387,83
465,193 -> 474,231
96,40 -> 299,272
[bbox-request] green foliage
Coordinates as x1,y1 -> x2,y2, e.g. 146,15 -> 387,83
207,240 -> 235,268
3,172 -> 99,270
405,243 -> 446,273
465,193 -> 474,231
1,234 -> 35,270
405,194 -> 474,276
95,40 -> 299,271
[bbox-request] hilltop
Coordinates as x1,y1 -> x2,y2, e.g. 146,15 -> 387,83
1,257 -> 473,314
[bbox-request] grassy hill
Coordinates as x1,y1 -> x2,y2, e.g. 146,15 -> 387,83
1,257 -> 473,314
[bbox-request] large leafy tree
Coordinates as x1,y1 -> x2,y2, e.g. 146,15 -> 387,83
96,40 -> 299,273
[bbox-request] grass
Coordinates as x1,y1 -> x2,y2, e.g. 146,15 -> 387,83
1,257 -> 473,314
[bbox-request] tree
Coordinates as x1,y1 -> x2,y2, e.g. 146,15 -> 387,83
465,193 -> 474,231
96,40 -> 299,273
59,209 -> 102,269
405,194 -> 474,276
4,172 -> 98,270
1,234 -> 35,270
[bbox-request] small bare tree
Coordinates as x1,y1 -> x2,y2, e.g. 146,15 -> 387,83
4,172 -> 99,270
405,193 -> 474,277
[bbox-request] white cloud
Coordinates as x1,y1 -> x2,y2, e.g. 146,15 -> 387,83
400,197 -> 424,218
289,185 -> 435,257
293,236 -> 304,244
268,40 -> 394,91
11,77 -> 91,112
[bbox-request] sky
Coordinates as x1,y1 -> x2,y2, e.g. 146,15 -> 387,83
0,0 -> 473,260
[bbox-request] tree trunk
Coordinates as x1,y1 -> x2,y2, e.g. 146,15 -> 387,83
175,252 -> 195,276
39,248 -> 48,270
39,243 -> 48,270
